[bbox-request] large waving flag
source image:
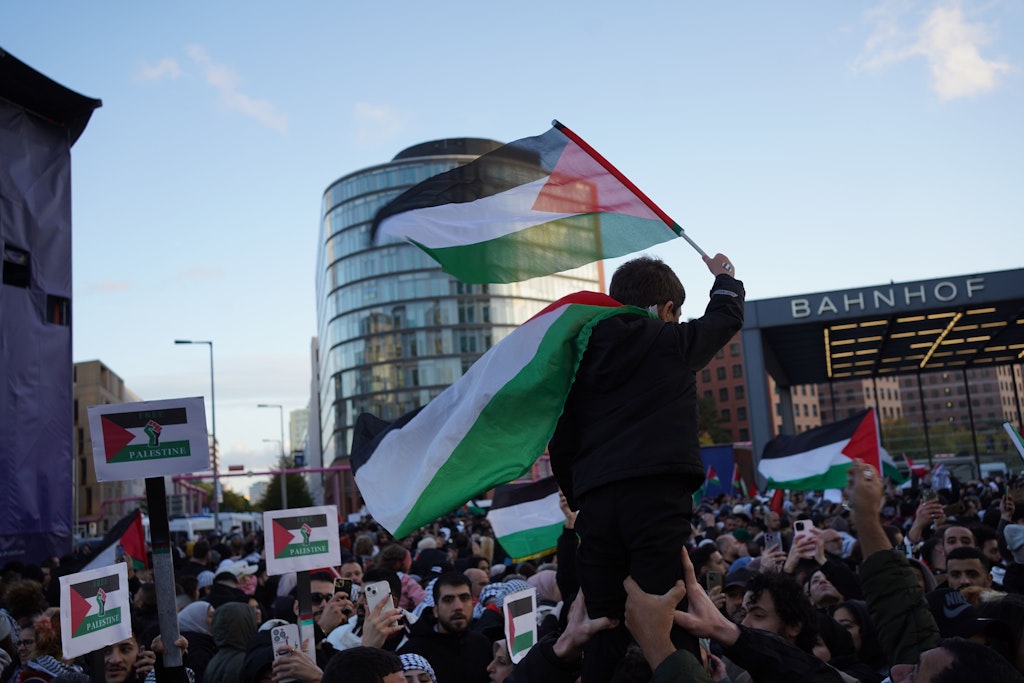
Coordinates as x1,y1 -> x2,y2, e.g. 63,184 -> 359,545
372,121 -> 686,284
487,477 -> 564,562
758,409 -> 882,491
351,291 -> 647,538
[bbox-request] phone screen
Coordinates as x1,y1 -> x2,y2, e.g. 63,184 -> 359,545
706,571 -> 723,590
922,489 -> 938,502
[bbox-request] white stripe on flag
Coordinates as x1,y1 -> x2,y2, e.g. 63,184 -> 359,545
488,492 -> 562,537
758,439 -> 853,482
354,305 -> 568,534
377,177 -> 576,248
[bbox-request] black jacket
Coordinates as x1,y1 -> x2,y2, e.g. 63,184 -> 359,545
397,617 -> 492,683
549,274 -> 745,508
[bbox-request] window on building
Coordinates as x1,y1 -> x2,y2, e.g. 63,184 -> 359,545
739,428 -> 749,440
719,388 -> 729,402
716,349 -> 725,359
730,342 -> 740,357
737,407 -> 746,421
732,364 -> 743,378
702,369 -> 711,383
735,385 -> 745,400
704,390 -> 713,400
721,408 -> 731,422
717,367 -> 727,380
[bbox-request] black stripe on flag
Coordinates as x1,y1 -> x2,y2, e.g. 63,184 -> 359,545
761,409 -> 867,460
276,514 -> 328,531
491,476 -> 560,511
370,127 -> 569,240
506,592 -> 533,619
102,408 -> 188,428
72,573 -> 120,596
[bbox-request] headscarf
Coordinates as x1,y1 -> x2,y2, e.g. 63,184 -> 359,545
177,600 -> 212,635
527,569 -> 560,604
400,653 -> 438,683
474,580 -> 532,619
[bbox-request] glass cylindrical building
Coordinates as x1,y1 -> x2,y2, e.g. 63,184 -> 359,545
317,138 -> 602,515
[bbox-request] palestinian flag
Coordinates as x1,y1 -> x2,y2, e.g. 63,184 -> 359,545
904,454 -> 929,479
271,513 -> 331,559
1005,423 -> 1024,462
503,588 -> 538,664
77,509 -> 148,574
352,291 -> 646,538
758,409 -> 881,491
733,465 -> 756,499
98,407 -> 190,463
487,477 -> 563,562
372,121 -> 683,284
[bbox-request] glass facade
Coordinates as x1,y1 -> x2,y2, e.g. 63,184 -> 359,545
316,138 -> 602,504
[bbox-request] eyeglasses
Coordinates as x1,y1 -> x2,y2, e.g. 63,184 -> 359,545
310,592 -> 332,604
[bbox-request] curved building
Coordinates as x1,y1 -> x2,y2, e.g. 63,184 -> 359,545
316,138 -> 602,514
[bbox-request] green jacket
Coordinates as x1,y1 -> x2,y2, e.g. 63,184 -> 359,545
860,549 -> 941,666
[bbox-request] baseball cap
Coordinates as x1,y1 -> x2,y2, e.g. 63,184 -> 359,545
724,567 -> 754,591
925,588 -> 1010,640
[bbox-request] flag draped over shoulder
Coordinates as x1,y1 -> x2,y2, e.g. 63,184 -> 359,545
758,409 -> 882,491
351,291 -> 646,538
372,121 -> 682,284
487,477 -> 563,562
75,509 -> 148,574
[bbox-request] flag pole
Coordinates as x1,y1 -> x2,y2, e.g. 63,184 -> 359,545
552,120 -> 709,259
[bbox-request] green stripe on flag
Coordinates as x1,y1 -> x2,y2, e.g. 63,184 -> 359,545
512,630 -> 534,654
418,213 -> 679,284
392,303 -> 640,537
497,521 -> 564,562
764,464 -> 851,492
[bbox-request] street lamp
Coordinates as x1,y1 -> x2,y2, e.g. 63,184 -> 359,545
258,404 -> 286,509
175,339 -> 219,532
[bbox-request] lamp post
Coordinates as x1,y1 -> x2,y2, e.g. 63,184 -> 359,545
258,403 -> 286,509
175,339 -> 219,532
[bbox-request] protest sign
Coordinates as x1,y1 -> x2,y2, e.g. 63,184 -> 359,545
264,505 -> 341,575
88,397 -> 209,481
60,563 -> 132,659
503,587 -> 537,664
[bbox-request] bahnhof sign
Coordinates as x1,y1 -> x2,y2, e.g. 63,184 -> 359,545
741,268 -> 1024,461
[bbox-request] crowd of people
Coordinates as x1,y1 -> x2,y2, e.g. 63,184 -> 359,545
2,464 -> 1024,682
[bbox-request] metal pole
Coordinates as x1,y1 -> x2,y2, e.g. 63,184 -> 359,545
917,373 -> 934,469
964,368 -> 982,478
259,404 -> 287,509
175,340 -> 219,533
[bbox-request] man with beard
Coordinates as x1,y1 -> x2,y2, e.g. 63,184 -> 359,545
398,572 -> 490,682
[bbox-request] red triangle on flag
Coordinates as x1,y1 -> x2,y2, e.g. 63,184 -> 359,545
841,408 -> 881,474
272,520 -> 296,559
121,511 -> 148,569
533,140 -> 659,220
101,416 -> 136,462
69,585 -> 93,634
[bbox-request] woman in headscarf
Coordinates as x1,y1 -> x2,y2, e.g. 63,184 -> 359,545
204,603 -> 256,683
175,602 -> 214,683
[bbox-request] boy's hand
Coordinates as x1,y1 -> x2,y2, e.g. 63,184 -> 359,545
704,253 -> 735,277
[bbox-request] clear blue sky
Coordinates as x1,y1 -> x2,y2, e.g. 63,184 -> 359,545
3,2 -> 1021,499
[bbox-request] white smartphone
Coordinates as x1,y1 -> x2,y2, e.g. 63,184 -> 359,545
271,623 -> 300,682
364,580 -> 394,616
763,531 -> 780,551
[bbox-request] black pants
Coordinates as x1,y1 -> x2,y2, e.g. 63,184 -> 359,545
575,476 -> 698,682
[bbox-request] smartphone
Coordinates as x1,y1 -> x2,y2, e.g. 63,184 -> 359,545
364,580 -> 393,617
706,571 -> 723,591
922,488 -> 938,503
794,520 -> 813,540
943,501 -> 965,517
334,578 -> 353,597
271,623 -> 300,682
763,531 -> 780,551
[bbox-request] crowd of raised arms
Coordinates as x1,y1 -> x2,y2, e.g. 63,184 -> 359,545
4,464 -> 1024,683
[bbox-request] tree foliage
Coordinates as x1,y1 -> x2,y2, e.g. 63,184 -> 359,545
259,456 -> 315,511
